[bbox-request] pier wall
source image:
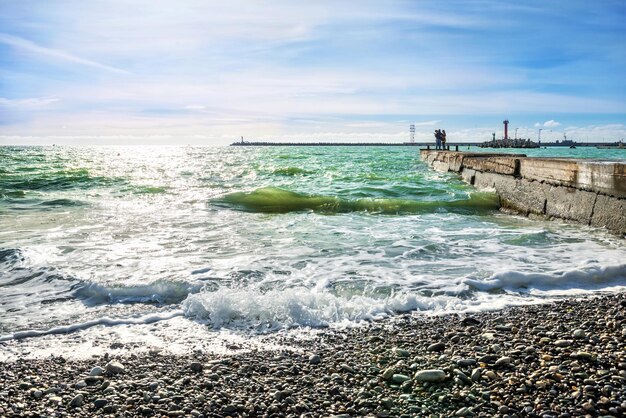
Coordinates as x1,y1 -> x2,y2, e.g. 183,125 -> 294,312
420,150 -> 626,235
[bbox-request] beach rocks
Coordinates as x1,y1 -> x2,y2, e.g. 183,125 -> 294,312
0,294 -> 624,418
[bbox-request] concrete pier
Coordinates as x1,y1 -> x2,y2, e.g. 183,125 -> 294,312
420,150 -> 626,235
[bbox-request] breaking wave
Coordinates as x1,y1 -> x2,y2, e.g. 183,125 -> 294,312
215,187 -> 499,214
72,279 -> 204,305
464,264 -> 626,294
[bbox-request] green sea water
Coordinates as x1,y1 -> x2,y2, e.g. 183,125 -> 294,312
1,145 -> 625,358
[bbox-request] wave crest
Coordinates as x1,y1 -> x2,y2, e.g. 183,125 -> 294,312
73,279 -> 204,305
215,187 -> 499,214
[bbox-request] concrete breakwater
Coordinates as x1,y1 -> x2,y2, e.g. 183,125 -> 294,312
420,150 -> 626,235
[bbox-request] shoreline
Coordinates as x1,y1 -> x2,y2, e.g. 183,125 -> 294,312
1,293 -> 625,417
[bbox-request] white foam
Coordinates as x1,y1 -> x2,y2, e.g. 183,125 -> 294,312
0,310 -> 183,342
182,286 -> 484,330
73,279 -> 203,305
464,263 -> 626,294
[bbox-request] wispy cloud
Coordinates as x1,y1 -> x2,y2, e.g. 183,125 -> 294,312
0,97 -> 59,108
0,33 -> 129,74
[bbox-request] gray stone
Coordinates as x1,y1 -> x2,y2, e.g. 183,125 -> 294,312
382,367 -> 395,380
456,358 -> 476,367
427,342 -> 446,352
471,368 -> 482,382
393,347 -> 410,358
105,361 -> 125,375
94,399 -> 108,409
69,394 -> 84,407
554,339 -> 572,347
495,356 -> 513,367
89,366 -> 104,376
308,354 -> 321,364
391,374 -> 411,383
189,362 -> 203,372
414,369 -> 447,383
453,369 -> 472,385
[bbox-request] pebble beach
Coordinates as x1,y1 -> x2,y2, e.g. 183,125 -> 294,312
1,293 -> 625,418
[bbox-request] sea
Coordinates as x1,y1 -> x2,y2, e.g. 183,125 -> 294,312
1,145 -> 625,360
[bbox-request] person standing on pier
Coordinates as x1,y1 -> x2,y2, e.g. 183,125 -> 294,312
441,130 -> 447,150
434,130 -> 442,150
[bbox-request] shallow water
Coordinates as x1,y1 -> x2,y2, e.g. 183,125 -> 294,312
1,145 -> 625,359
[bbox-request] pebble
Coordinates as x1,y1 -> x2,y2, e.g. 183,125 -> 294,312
455,406 -> 471,416
554,339 -> 572,347
571,351 -> 594,360
340,363 -> 355,373
89,366 -> 104,376
393,348 -> 410,358
391,374 -> 411,383
309,354 -> 321,364
69,394 -> 84,407
105,361 -> 125,375
453,369 -> 472,385
471,368 -> 482,382
189,362 -> 203,372
495,356 -> 513,367
573,329 -> 586,339
94,398 -> 108,409
456,358 -> 476,367
414,369 -> 447,382
381,367 -> 395,380
427,342 -> 446,352
461,317 -> 480,326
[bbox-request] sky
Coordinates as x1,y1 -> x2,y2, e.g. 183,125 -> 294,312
0,0 -> 625,145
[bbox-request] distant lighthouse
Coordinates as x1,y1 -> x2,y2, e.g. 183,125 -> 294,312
503,120 -> 509,140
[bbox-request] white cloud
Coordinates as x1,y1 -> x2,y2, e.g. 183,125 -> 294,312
543,120 -> 561,127
413,120 -> 441,126
0,33 -> 129,74
0,97 -> 60,108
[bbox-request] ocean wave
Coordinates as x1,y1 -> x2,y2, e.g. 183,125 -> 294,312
0,190 -> 26,199
0,311 -> 183,342
0,248 -> 24,268
463,264 -> 626,294
38,198 -> 86,207
0,168 -> 123,192
215,187 -> 499,214
181,263 -> 626,330
72,279 -> 204,305
271,167 -> 312,176
182,286 -> 454,330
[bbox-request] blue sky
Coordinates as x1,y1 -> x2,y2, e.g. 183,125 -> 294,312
0,0 -> 625,144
